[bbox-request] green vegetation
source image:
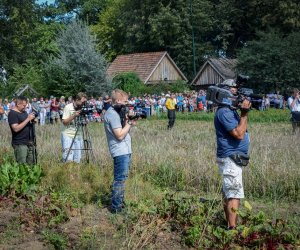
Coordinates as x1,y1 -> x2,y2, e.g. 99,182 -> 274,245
113,72 -> 189,96
153,108 -> 291,123
0,160 -> 43,196
0,116 -> 299,248
1,0 -> 300,97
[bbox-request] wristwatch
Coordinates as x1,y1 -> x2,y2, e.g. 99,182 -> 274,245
127,120 -> 133,125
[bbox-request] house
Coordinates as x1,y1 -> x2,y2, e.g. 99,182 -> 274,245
107,51 -> 187,84
14,84 -> 38,97
191,58 -> 237,88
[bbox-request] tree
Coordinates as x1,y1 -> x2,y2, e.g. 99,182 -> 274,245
112,72 -> 146,96
93,0 -> 216,80
211,0 -> 300,57
0,0 -> 41,71
237,30 -> 300,93
51,20 -> 112,97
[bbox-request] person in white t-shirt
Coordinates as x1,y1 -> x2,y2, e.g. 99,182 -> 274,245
288,88 -> 300,134
61,92 -> 87,163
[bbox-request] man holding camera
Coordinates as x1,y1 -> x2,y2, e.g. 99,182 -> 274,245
288,88 -> 300,134
61,92 -> 87,163
104,89 -> 136,213
8,96 -> 36,165
214,81 -> 251,230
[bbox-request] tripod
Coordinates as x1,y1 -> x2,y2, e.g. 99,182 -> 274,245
63,116 -> 95,164
29,121 -> 38,165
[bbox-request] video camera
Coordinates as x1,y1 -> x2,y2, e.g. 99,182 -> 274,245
114,104 -> 147,127
206,75 -> 263,110
75,102 -> 94,116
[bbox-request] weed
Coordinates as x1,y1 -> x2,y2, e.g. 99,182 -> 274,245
0,159 -> 43,197
42,230 -> 68,250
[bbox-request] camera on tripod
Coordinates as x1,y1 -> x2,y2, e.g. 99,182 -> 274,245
206,75 -> 263,110
77,102 -> 94,116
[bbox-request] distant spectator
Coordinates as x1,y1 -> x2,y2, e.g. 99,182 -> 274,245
50,96 -> 60,124
59,96 -> 66,120
103,95 -> 112,114
165,94 -> 176,129
39,97 -> 47,126
288,88 -> 300,134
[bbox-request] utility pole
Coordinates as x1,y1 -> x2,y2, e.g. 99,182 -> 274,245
190,0 -> 196,78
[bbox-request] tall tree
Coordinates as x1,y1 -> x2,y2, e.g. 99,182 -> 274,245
237,30 -> 300,93
50,20 -> 112,96
93,0 -> 215,80
211,0 -> 300,57
0,0 -> 41,70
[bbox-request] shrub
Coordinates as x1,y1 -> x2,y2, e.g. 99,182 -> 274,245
0,160 -> 43,196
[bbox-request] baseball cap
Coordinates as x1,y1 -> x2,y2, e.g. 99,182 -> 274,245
165,94 -> 170,97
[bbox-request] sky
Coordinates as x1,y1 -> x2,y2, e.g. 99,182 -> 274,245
36,0 -> 55,4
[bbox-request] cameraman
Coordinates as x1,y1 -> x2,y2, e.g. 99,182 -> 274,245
214,81 -> 251,229
61,92 -> 87,163
8,96 -> 36,165
104,89 -> 136,213
288,88 -> 300,134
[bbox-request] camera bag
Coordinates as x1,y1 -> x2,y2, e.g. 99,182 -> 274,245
229,153 -> 250,167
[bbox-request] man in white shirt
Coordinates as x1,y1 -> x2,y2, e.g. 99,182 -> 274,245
287,88 -> 300,134
61,92 -> 87,163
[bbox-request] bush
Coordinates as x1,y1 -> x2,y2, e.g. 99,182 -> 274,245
0,160 -> 43,196
113,72 -> 146,96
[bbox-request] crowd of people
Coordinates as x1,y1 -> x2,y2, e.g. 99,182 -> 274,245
1,89 -> 290,124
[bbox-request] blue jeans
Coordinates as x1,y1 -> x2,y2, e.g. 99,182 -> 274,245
112,154 -> 131,211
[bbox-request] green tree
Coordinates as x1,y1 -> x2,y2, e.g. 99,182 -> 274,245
112,72 -> 145,96
7,60 -> 47,96
0,0 -> 41,71
237,30 -> 300,93
93,0 -> 215,80
211,0 -> 300,57
47,0 -> 108,24
51,20 -> 112,96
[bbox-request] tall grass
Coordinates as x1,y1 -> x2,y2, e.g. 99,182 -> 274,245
152,108 -> 291,123
0,114 -> 298,203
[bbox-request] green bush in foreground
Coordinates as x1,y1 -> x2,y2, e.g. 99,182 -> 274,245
0,160 -> 43,196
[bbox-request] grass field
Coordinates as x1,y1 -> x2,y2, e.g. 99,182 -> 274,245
0,109 -> 299,249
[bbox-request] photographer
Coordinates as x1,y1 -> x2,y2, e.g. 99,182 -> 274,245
288,88 -> 300,134
8,96 -> 36,165
104,89 -> 136,213
214,81 -> 251,230
61,92 -> 87,163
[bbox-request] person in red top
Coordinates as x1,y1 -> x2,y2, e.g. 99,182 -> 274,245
50,96 -> 60,124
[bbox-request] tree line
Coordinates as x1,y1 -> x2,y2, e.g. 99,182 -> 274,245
0,0 -> 299,97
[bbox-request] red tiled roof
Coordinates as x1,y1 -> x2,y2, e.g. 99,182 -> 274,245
107,51 -> 167,83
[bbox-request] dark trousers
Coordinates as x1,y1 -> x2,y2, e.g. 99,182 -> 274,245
167,109 -> 176,129
12,144 -> 35,165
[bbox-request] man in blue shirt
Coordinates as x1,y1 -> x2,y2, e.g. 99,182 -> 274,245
214,82 -> 251,230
